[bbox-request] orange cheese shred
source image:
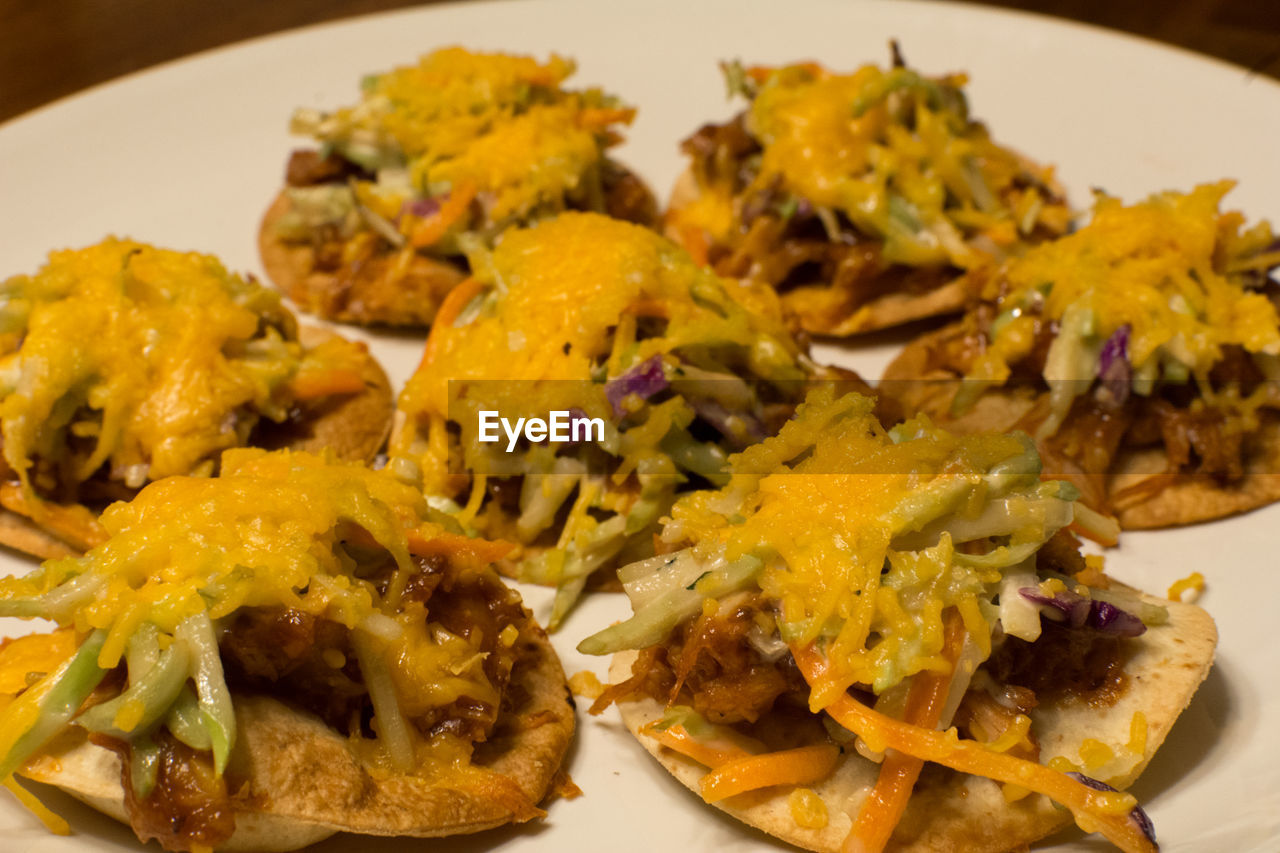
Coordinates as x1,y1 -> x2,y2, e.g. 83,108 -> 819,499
2,776 -> 70,835
1167,572 -> 1205,603
288,367 -> 367,400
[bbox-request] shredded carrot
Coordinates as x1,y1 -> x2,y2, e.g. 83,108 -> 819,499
1075,554 -> 1111,590
578,107 -> 636,129
1068,518 -> 1119,548
643,722 -> 761,769
700,743 -> 840,803
410,181 -> 477,248
847,610 -> 965,853
415,277 -> 484,372
677,224 -> 711,267
791,645 -> 1156,853
405,528 -> 514,565
288,367 -> 366,400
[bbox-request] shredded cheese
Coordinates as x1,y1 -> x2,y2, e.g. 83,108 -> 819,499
393,211 -> 802,491
293,47 -> 634,228
0,240 -> 304,502
667,388 -> 1038,702
727,61 -> 1069,267
2,776 -> 69,835
0,631 -> 76,695
1167,571 -> 1205,603
0,449 -> 503,717
788,787 -> 829,829
973,183 -> 1280,383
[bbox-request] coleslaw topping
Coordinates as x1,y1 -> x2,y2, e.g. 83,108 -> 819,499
964,182 -> 1280,436
390,211 -> 825,626
583,388 -> 1166,852
281,47 -> 637,250
0,448 -> 537,849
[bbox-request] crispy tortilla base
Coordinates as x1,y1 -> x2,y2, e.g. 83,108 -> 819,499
254,325 -> 394,465
0,513 -> 81,561
609,596 -> 1215,852
1110,418 -> 1280,529
0,326 -> 393,561
261,161 -> 658,329
259,193 -> 469,328
666,168 -> 973,337
883,324 -> 1280,529
20,620 -> 575,850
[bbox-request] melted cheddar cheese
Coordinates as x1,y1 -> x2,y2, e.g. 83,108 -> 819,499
367,48 -> 576,160
975,182 -> 1280,380
669,389 -> 1034,704
293,47 -> 633,226
0,240 -> 302,500
395,212 -> 802,483
739,62 -> 1068,267
0,448 -> 502,715
389,212 -> 819,625
11,451 -> 414,632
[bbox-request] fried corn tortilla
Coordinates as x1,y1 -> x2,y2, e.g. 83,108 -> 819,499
1109,418 -> 1280,529
610,595 -> 1216,852
259,192 -> 470,328
20,619 -> 574,849
262,48 -> 658,328
253,325 -> 394,464
663,54 -> 1072,339
883,324 -> 1280,529
261,160 -> 659,329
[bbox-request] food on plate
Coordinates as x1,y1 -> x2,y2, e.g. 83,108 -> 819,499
387,211 -> 869,627
0,448 -> 573,851
260,46 -> 657,327
666,50 -> 1071,335
0,239 -> 392,560
882,182 -> 1280,528
582,388 -> 1215,853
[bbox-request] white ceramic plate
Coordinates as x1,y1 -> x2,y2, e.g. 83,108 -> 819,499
2,0 -> 1278,850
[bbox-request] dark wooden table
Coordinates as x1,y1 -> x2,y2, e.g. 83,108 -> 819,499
2,0 -> 1278,124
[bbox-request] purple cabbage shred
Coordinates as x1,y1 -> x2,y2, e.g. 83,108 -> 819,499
605,355 -> 668,417
1019,588 -> 1146,637
688,397 -> 766,449
402,197 -> 442,219
1097,324 -> 1131,406
1065,772 -> 1157,844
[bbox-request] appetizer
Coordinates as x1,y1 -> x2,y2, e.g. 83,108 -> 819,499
388,211 -> 868,626
666,51 -> 1071,335
883,182 -> 1280,527
0,239 -> 392,559
582,388 -> 1216,853
260,46 -> 657,327
0,448 -> 574,851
